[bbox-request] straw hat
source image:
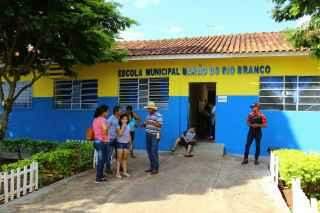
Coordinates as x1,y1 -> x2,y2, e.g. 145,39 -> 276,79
144,101 -> 158,110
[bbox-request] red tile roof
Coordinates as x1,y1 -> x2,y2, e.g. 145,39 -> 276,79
118,32 -> 308,57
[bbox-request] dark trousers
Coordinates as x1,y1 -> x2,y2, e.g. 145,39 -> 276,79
94,141 -> 107,179
106,139 -> 117,170
244,129 -> 262,160
146,133 -> 159,171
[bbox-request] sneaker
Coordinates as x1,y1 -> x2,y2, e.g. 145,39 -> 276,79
184,154 -> 194,158
241,159 -> 249,165
123,172 -> 131,177
116,174 -> 122,179
150,170 -> 159,175
145,169 -> 152,173
254,160 -> 260,165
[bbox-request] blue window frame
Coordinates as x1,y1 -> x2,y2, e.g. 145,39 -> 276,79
119,78 -> 169,110
54,80 -> 98,110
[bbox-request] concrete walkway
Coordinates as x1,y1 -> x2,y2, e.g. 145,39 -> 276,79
0,151 -> 286,213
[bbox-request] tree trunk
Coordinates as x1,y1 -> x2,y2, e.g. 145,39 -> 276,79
0,101 -> 13,140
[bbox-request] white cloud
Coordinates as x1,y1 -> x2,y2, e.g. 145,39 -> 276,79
116,0 -> 160,8
119,30 -> 145,41
296,15 -> 311,28
167,26 -> 184,34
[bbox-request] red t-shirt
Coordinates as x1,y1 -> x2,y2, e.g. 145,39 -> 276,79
247,111 -> 267,126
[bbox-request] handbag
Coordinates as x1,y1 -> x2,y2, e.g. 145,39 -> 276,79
86,127 -> 95,141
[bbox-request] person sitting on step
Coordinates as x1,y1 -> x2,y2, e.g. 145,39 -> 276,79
171,127 -> 197,157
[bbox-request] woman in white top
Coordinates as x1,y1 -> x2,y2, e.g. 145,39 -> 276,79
116,114 -> 131,178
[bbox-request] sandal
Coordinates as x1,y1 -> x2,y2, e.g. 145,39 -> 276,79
122,173 -> 131,177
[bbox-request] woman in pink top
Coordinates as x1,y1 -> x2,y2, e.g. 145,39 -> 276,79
92,105 -> 109,183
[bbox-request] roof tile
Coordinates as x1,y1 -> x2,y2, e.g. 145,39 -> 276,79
117,32 -> 308,57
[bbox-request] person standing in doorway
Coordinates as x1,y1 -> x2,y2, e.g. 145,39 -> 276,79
143,101 -> 163,175
126,105 -> 141,158
106,106 -> 121,173
92,105 -> 109,183
242,103 -> 267,165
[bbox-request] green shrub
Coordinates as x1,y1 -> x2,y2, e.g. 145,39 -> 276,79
0,139 -> 59,158
274,149 -> 320,200
0,141 -> 94,186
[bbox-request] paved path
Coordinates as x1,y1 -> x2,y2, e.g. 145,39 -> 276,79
1,152 -> 286,213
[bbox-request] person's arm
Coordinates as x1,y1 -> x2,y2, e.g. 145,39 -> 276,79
133,112 -> 141,124
256,115 -> 267,128
117,125 -> 126,136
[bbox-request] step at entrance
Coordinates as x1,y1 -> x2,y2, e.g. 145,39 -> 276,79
172,142 -> 224,159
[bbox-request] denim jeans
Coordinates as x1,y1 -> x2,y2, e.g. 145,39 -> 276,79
94,141 -> 107,180
244,129 -> 262,160
146,133 -> 159,171
104,142 -> 111,170
105,139 -> 117,170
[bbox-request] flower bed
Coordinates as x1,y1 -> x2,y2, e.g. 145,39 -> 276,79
274,149 -> 320,210
0,141 -> 94,187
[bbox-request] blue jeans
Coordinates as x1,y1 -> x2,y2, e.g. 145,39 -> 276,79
104,143 -> 111,170
146,133 -> 159,171
105,139 -> 117,170
94,141 -> 107,179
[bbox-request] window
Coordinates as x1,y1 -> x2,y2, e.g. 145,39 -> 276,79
119,78 -> 169,109
54,80 -> 98,110
2,81 -> 32,108
259,76 -> 320,111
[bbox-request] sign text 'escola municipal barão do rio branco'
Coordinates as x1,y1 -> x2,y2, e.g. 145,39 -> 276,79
118,65 -> 271,78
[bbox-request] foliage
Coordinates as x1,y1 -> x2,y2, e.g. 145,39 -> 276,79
0,0 -> 135,139
0,141 -> 94,186
274,149 -> 320,199
0,139 -> 59,158
272,0 -> 320,58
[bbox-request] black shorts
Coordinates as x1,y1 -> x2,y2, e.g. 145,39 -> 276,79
116,143 -> 129,149
179,137 -> 195,147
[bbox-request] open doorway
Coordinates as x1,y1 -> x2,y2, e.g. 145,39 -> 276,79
189,83 -> 216,141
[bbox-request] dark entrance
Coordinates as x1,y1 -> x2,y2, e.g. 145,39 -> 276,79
189,83 -> 216,140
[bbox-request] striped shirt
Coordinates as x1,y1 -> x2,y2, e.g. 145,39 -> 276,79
145,112 -> 163,135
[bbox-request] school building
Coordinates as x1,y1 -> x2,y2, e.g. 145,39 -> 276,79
8,32 -> 320,156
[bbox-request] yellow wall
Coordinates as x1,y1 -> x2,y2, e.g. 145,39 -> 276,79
31,55 -> 320,97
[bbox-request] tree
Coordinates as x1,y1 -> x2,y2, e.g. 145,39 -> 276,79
0,0 -> 135,139
272,0 -> 320,58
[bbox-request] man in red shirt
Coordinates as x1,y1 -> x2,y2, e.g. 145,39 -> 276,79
242,103 -> 267,165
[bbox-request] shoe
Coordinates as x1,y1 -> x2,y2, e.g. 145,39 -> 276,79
95,178 -> 107,183
150,170 -> 159,175
116,174 -> 122,179
254,160 -> 260,165
184,154 -> 194,157
123,172 -> 131,177
131,153 -> 136,158
145,169 -> 152,173
171,148 -> 176,153
241,159 -> 249,165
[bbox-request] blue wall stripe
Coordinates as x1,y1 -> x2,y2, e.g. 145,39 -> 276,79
6,96 -> 320,155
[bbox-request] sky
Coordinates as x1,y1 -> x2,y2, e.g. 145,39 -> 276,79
115,0 -> 303,41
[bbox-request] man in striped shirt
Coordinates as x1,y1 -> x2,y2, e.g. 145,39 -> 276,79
143,101 -> 163,175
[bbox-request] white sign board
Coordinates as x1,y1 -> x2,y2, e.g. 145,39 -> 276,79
217,96 -> 228,103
